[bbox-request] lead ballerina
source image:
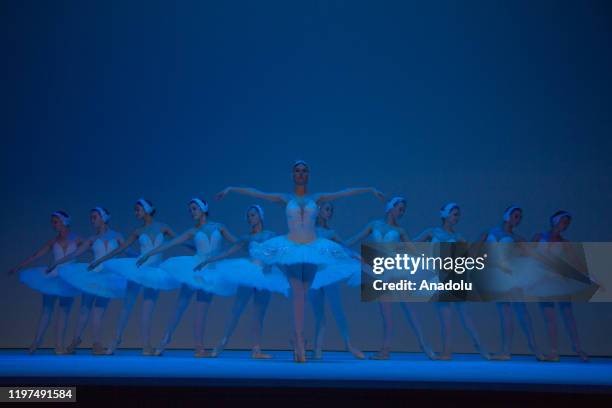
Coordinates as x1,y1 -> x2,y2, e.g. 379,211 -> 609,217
215,160 -> 385,362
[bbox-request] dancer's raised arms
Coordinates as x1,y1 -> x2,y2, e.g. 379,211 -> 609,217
215,187 -> 289,203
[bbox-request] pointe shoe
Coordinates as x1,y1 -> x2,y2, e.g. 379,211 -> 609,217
251,347 -> 272,359
473,343 -> 492,360
153,336 -> 171,356
105,338 -> 121,355
65,338 -> 81,354
536,351 -> 560,362
91,342 -> 107,356
142,346 -> 156,356
210,341 -> 227,358
369,349 -> 391,360
194,347 -> 211,358
54,347 -> 71,355
27,343 -> 39,355
310,348 -> 323,360
490,352 -> 512,361
347,344 -> 365,360
293,337 -> 306,363
437,352 -> 453,361
421,345 -> 440,360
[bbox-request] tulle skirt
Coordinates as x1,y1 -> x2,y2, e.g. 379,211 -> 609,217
105,258 -> 181,291
311,259 -> 360,289
58,263 -> 127,298
509,256 -> 594,299
250,236 -> 352,265
207,258 -> 289,295
250,236 -> 356,287
159,256 -> 238,296
19,267 -> 80,297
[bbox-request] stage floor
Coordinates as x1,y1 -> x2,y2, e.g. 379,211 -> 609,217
1,349 -> 611,392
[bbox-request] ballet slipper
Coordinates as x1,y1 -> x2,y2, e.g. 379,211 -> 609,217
421,344 -> 440,360
490,352 -> 512,361
142,346 -> 156,356
105,338 -> 121,355
369,348 -> 391,360
210,339 -> 228,358
437,352 -> 453,361
347,343 -> 365,360
251,347 -> 272,359
154,335 -> 171,356
65,337 -> 81,354
194,347 -> 212,358
91,342 -> 107,355
54,347 -> 71,355
27,342 -> 39,355
293,335 -> 306,363
473,343 -> 492,360
311,347 -> 323,360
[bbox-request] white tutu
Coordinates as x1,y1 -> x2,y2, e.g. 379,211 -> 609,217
159,256 -> 238,296
207,258 -> 289,295
250,236 -> 352,266
311,258 -> 360,289
58,263 -> 127,298
19,267 -> 80,297
510,256 -> 593,299
105,258 -> 181,291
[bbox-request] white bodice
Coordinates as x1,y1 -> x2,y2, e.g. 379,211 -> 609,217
91,236 -> 120,272
371,229 -> 401,242
194,228 -> 223,260
52,240 -> 78,261
139,232 -> 165,265
286,196 -> 319,242
486,227 -> 516,243
430,227 -> 463,243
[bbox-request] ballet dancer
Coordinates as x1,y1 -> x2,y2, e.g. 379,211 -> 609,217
532,211 -> 588,362
215,160 -> 384,362
478,205 -> 548,361
346,197 -> 437,360
49,207 -> 127,355
136,198 -> 238,357
194,205 -> 289,359
8,211 -> 81,354
309,202 -> 365,359
88,199 -> 180,355
413,202 -> 490,360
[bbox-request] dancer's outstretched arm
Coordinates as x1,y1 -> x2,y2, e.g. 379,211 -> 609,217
194,240 -> 247,271
136,228 -> 196,267
88,231 -> 139,270
345,223 -> 374,247
8,240 -> 54,275
315,187 -> 385,203
215,187 -> 288,203
413,229 -> 434,242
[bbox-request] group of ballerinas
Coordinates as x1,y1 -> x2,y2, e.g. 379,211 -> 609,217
8,160 -> 589,363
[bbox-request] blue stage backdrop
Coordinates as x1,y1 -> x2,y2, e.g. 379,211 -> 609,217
2,1 -> 612,355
